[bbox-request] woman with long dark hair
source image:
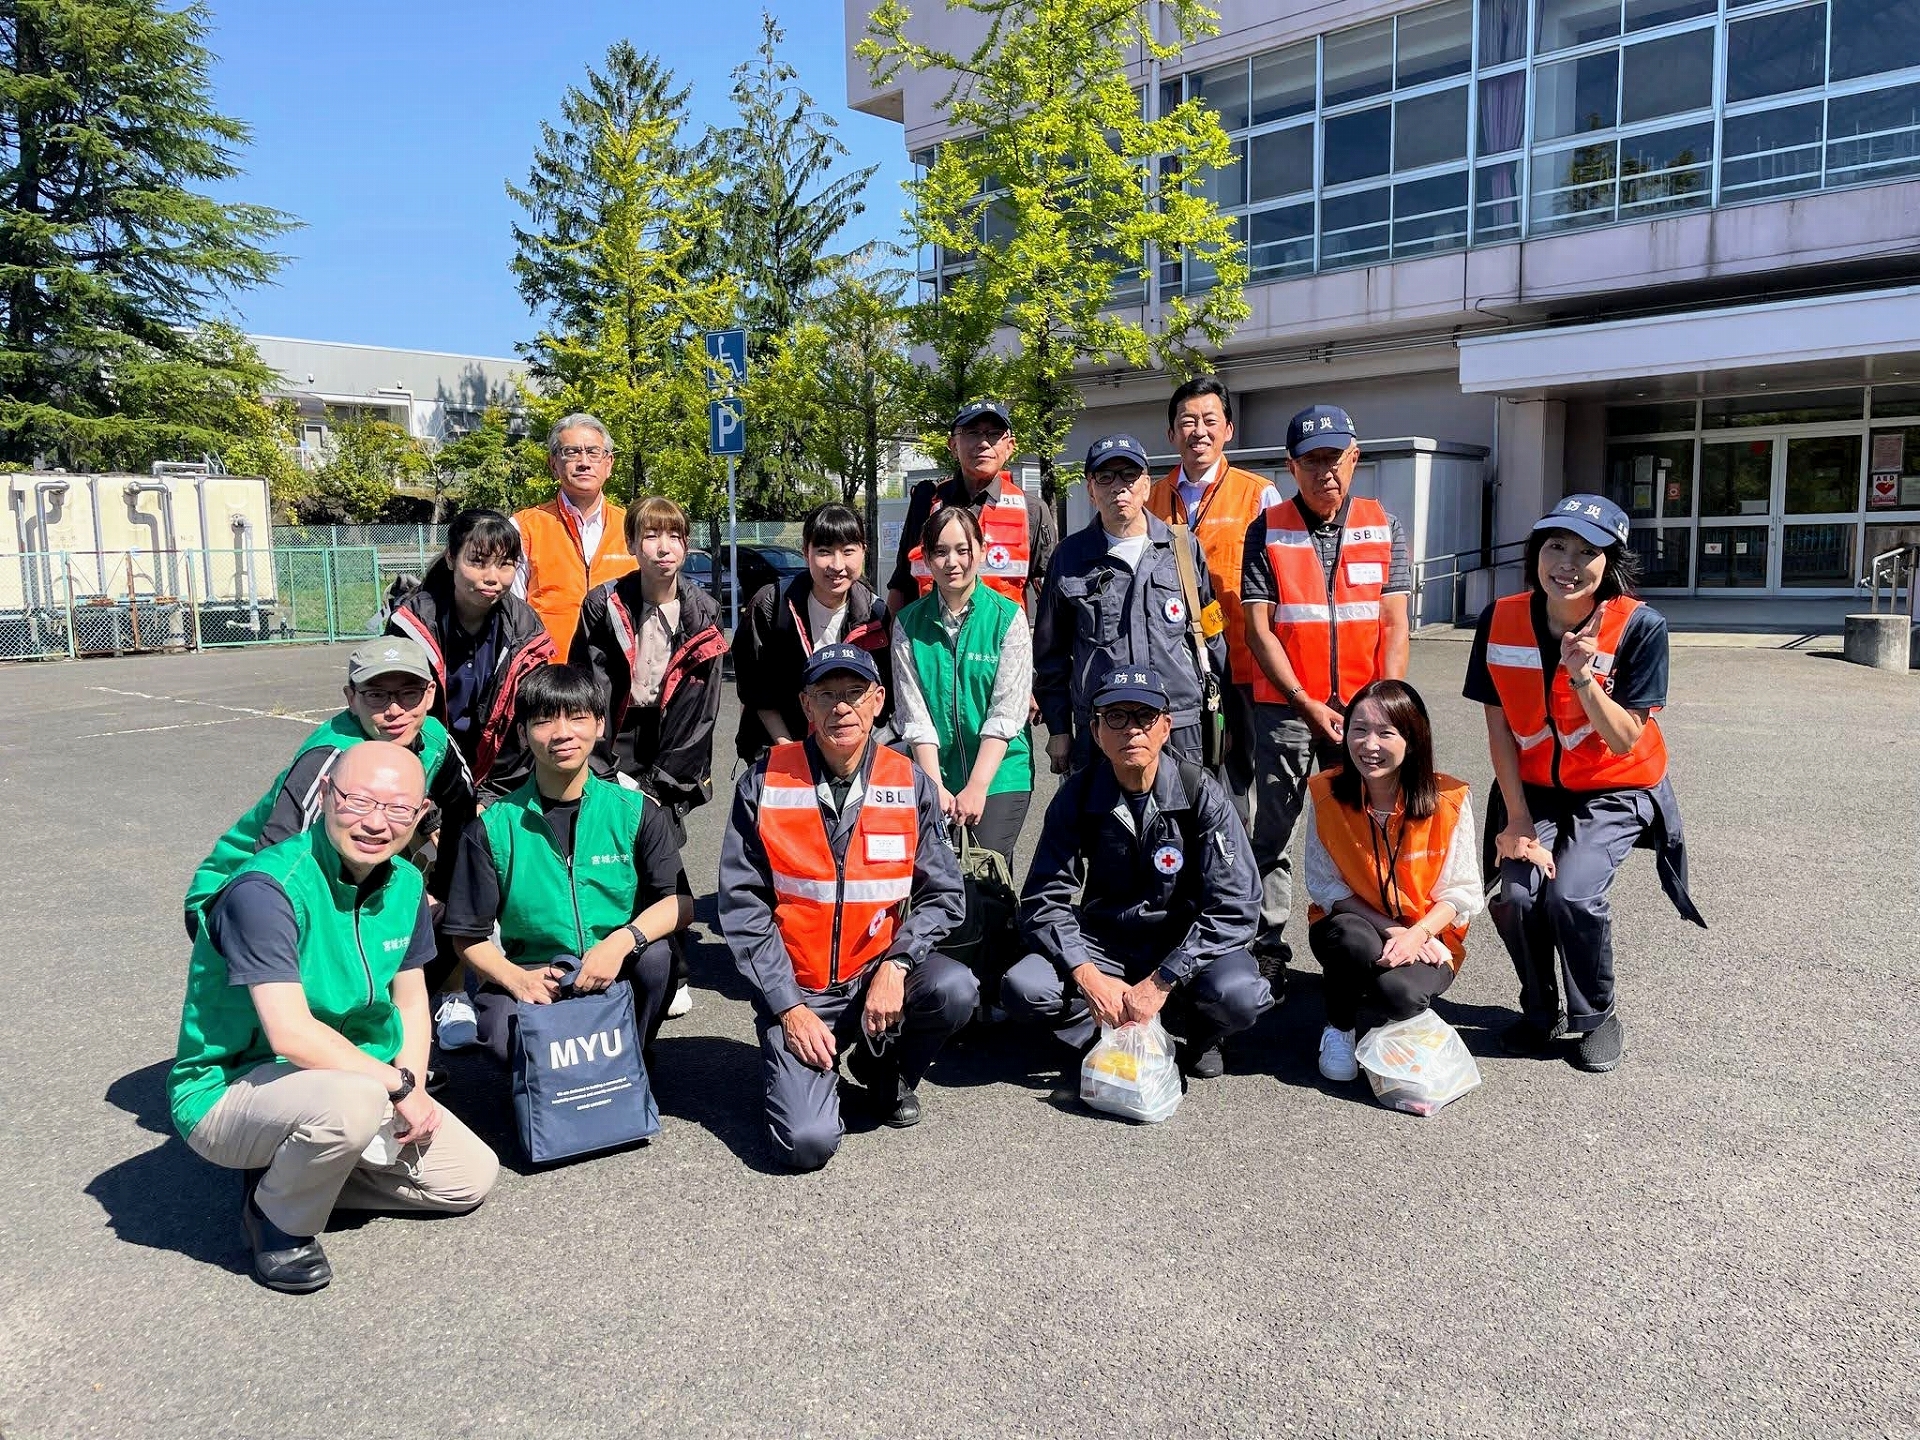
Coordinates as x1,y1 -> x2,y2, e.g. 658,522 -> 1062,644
890,505 -> 1035,859
1304,678 -> 1482,1083
1464,494 -> 1704,1073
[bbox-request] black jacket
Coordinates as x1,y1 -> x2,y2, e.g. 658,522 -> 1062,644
386,559 -> 556,797
573,572 -> 728,812
730,574 -> 894,760
1019,753 -> 1257,983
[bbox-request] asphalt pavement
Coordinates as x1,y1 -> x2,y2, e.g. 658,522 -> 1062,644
1,635 -> 1915,1439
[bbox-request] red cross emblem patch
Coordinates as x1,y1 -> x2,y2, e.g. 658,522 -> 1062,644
1152,844 -> 1183,875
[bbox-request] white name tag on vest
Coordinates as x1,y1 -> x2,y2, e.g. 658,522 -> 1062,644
865,833 -> 908,863
1345,561 -> 1384,586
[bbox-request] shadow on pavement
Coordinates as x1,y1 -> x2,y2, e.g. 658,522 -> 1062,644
93,1060 -> 249,1274
648,1032 -> 786,1174
686,898 -> 755,1003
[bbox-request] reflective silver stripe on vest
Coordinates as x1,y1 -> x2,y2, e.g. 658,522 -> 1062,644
1333,600 -> 1380,621
771,871 -> 913,904
1558,723 -> 1596,748
770,870 -> 838,902
1265,527 -> 1313,548
758,785 -> 822,809
1512,723 -> 1553,749
1275,602 -> 1330,623
1485,643 -> 1541,669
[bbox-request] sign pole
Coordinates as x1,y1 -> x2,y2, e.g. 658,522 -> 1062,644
726,453 -> 739,634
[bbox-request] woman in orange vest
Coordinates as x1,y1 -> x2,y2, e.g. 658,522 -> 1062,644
1304,679 -> 1482,1084
1464,495 -> 1705,1074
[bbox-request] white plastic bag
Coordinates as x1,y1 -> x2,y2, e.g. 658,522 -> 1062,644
1355,1011 -> 1481,1117
1080,1018 -> 1183,1124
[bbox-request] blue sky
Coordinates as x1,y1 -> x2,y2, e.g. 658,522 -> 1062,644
202,1 -> 914,358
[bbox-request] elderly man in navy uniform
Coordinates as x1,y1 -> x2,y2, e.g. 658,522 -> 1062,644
1003,667 -> 1270,1082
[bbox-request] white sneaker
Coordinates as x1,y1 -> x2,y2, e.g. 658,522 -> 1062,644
666,983 -> 693,1019
1317,1025 -> 1359,1082
434,993 -> 479,1051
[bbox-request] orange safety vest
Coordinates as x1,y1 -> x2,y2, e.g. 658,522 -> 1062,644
1305,771 -> 1472,969
1148,463 -> 1272,686
516,498 -> 638,652
1483,593 -> 1668,792
1251,495 -> 1394,707
909,473 -> 1031,605
757,741 -> 919,991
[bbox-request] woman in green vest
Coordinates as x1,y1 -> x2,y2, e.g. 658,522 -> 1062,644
890,505 -> 1035,860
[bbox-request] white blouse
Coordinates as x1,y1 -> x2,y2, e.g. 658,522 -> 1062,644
1303,791 -> 1486,921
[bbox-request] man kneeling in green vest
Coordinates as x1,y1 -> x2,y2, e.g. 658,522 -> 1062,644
170,742 -> 500,1294
183,636 -> 472,941
443,664 -> 693,1067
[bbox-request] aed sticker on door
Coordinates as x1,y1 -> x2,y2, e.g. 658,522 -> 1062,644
1345,561 -> 1384,586
865,833 -> 908,862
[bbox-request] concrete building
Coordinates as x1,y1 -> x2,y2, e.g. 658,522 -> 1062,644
847,0 -> 1920,614
249,335 -> 528,469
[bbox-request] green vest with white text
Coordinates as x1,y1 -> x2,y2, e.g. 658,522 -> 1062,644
898,584 -> 1033,798
477,774 -> 648,966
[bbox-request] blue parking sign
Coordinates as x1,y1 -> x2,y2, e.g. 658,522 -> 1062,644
709,397 -> 745,455
705,327 -> 747,388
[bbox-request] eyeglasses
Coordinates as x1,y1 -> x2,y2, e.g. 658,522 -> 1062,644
810,683 -> 874,710
1096,705 -> 1163,732
325,782 -> 421,827
1089,466 -> 1147,488
956,423 -> 1009,443
1290,450 -> 1349,475
354,683 -> 429,709
555,445 -> 612,461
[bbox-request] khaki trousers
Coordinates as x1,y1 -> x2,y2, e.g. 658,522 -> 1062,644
187,1060 -> 499,1237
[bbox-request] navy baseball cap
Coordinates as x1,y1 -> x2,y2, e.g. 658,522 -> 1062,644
800,642 -> 881,689
1535,493 -> 1631,549
1084,433 -> 1151,472
1286,404 -> 1359,456
1091,667 -> 1170,711
950,399 -> 1011,431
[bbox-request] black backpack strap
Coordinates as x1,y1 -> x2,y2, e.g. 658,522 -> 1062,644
1170,757 -> 1209,847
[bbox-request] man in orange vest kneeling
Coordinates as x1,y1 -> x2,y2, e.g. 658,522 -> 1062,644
1242,405 -> 1412,993
718,643 -> 975,1170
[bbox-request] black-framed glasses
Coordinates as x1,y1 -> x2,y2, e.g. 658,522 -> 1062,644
1096,705 -> 1163,732
324,780 -> 421,827
1089,466 -> 1147,488
354,683 -> 429,709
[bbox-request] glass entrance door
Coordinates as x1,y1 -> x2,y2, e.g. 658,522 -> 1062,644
1698,438 -> 1772,588
1698,431 -> 1863,591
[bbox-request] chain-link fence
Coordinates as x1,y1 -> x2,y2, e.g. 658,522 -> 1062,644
273,525 -> 449,584
1,548 -> 387,660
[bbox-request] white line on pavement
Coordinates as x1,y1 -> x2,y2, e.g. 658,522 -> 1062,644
86,685 -> 323,724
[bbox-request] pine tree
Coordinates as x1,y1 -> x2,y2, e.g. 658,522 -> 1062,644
508,44 -> 734,517
0,0 -> 295,468
861,0 -> 1249,499
720,13 -> 878,514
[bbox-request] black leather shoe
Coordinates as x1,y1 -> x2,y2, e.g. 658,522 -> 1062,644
241,1185 -> 332,1294
881,1079 -> 922,1128
423,1065 -> 449,1096
1253,941 -> 1291,997
1570,1013 -> 1625,1073
1178,1043 -> 1225,1080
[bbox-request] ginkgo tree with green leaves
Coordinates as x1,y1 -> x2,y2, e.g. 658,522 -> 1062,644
860,0 -> 1250,502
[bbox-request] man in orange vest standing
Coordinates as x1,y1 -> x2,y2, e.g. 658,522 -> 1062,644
717,642 -> 975,1170
887,399 -> 1057,620
1146,376 -> 1283,828
512,412 -> 638,652
1240,404 -> 1411,990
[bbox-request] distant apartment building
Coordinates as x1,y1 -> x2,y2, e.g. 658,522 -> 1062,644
847,0 -> 1920,605
250,335 -> 528,469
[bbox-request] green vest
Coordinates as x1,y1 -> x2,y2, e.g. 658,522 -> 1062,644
898,585 -> 1034,797
477,774 -> 648,966
184,710 -> 451,928
169,826 -> 420,1138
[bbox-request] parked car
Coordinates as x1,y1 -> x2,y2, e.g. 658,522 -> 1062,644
686,543 -> 808,615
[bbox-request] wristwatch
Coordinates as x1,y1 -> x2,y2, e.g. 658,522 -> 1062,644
387,1066 -> 416,1104
627,921 -> 649,950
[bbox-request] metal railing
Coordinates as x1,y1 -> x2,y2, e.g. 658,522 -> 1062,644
1410,539 -> 1529,629
1,547 -> 386,661
1860,545 -> 1920,623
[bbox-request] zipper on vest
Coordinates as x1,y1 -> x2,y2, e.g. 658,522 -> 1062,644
352,899 -> 375,1007
828,840 -> 847,985
537,809 -> 590,955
